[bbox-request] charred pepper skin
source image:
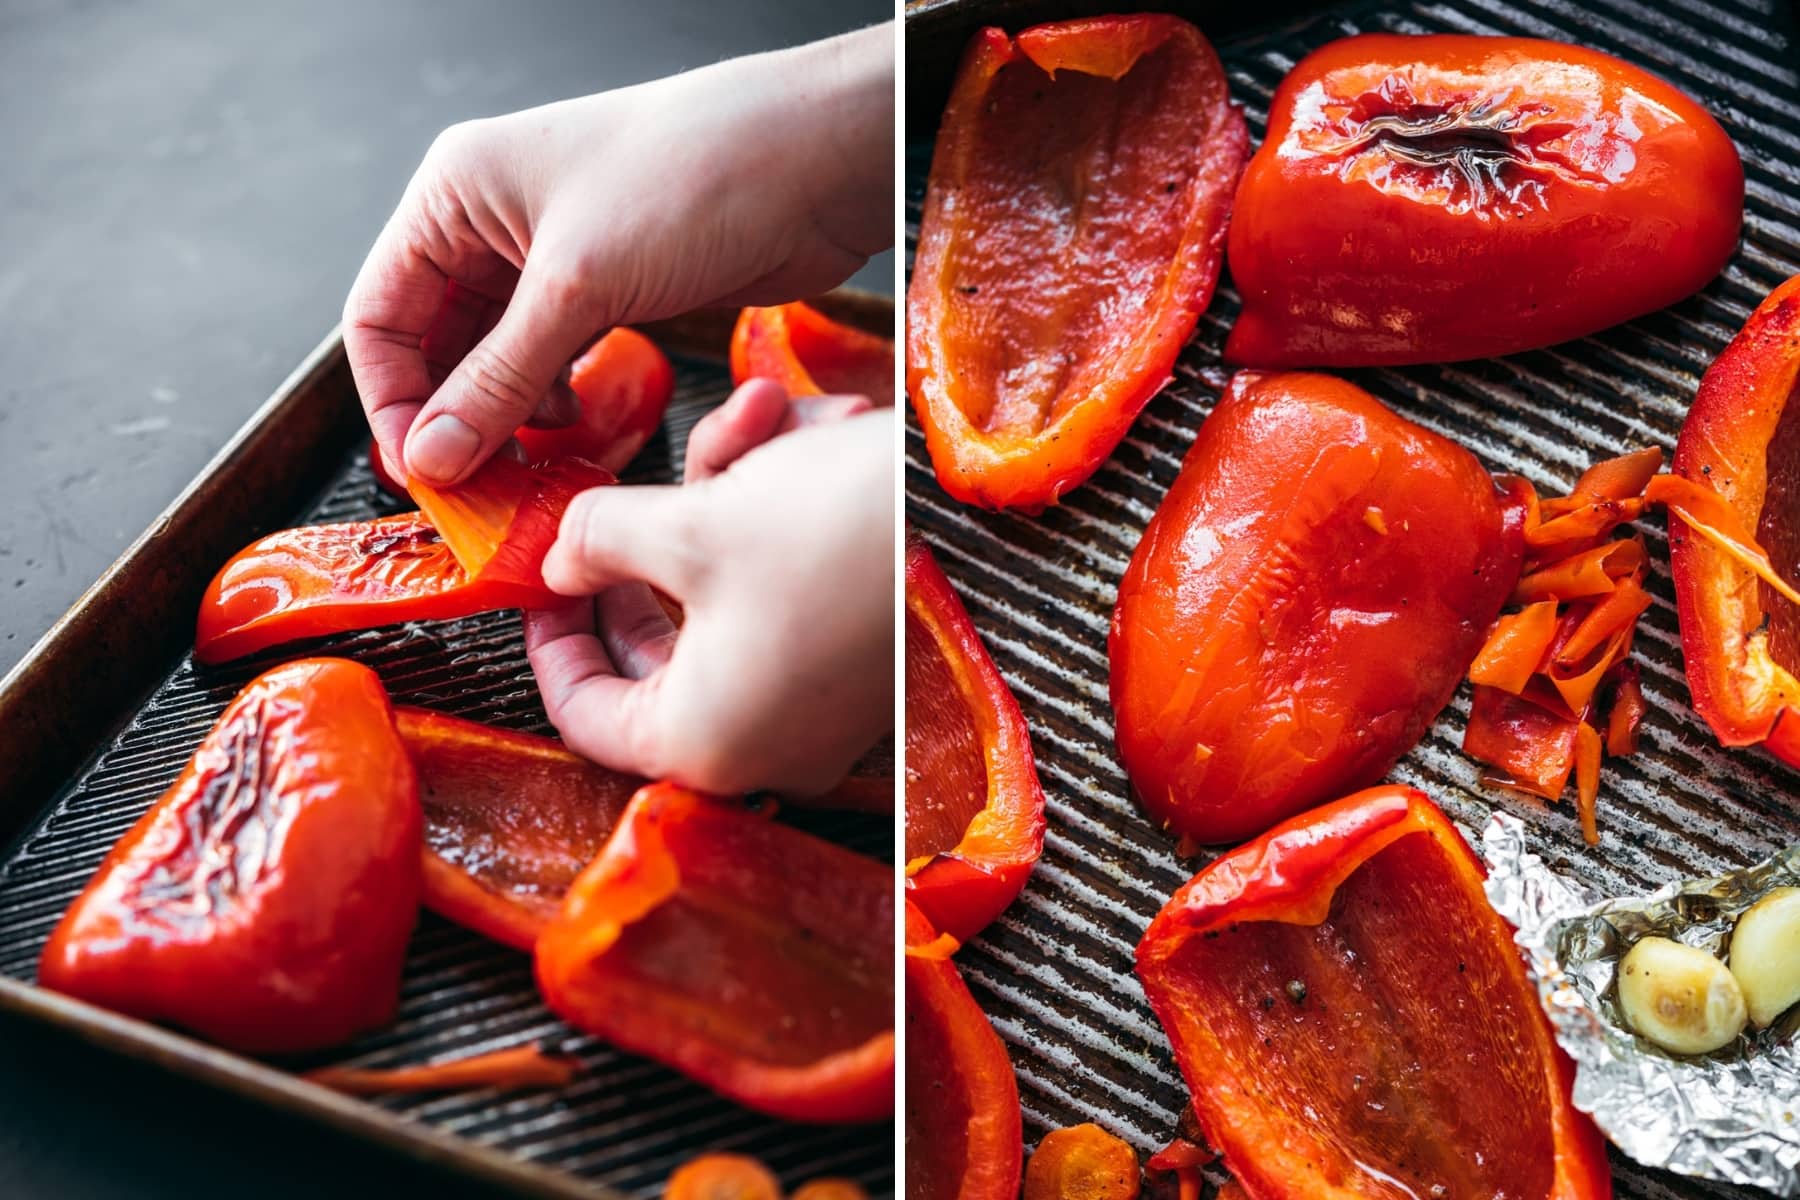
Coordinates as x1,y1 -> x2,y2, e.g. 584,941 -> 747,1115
39,658 -> 421,1055
1109,371 -> 1525,844
1226,33 -> 1743,367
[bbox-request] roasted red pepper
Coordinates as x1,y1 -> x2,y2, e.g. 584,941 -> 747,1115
395,706 -> 641,952
1136,786 -> 1611,1200
535,784 -> 893,1123
196,455 -> 611,663
731,302 -> 894,407
1661,273 -> 1800,767
905,900 -> 1022,1200
905,533 -> 1045,943
907,14 -> 1248,510
1226,34 -> 1743,367
39,658 -> 420,1054
1109,371 -> 1525,844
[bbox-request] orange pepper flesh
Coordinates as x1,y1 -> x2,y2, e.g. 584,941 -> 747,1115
535,785 -> 893,1123
1025,1124 -> 1141,1200
514,327 -> 674,472
907,14 -> 1248,510
303,1042 -> 579,1095
904,901 -> 1022,1200
731,302 -> 894,407
905,533 -> 1046,943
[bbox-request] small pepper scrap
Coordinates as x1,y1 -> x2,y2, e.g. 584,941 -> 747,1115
1461,447 -> 1664,843
905,900 -> 1022,1200
535,784 -> 894,1123
1025,1124 -> 1140,1200
665,1154 -> 784,1200
1135,786 -> 1611,1200
303,1041 -> 581,1095
196,454 -> 612,663
907,13 -> 1248,510
905,532 -> 1046,943
39,658 -> 421,1054
395,706 -> 642,952
731,302 -> 895,407
1658,273 -> 1800,768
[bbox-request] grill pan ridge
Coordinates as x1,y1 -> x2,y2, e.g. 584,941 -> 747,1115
0,352 -> 894,1197
904,1 -> 1798,1196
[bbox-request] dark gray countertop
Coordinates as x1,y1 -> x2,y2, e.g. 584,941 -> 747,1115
0,2 -> 889,1196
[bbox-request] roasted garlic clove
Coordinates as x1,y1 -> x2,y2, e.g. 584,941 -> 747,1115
1618,936 -> 1747,1055
1729,887 -> 1800,1029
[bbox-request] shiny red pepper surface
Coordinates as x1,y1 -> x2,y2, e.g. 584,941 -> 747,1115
39,658 -> 421,1054
535,784 -> 893,1123
731,302 -> 895,408
905,533 -> 1045,943
1136,786 -> 1611,1200
196,455 -> 611,663
1226,34 -> 1743,367
907,14 -> 1248,510
1109,371 -> 1525,843
1664,273 -> 1800,767
396,706 -> 642,953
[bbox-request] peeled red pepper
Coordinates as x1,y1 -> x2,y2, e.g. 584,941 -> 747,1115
196,455 -> 611,663
535,784 -> 893,1123
907,14 -> 1248,510
1226,34 -> 1743,367
905,533 -> 1045,943
731,302 -> 894,407
1109,371 -> 1526,844
395,706 -> 641,952
39,658 -> 421,1054
1660,273 -> 1800,767
1136,786 -> 1611,1200
905,900 -> 1022,1200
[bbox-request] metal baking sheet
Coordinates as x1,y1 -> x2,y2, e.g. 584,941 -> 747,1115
904,1 -> 1799,1196
0,297 -> 895,1199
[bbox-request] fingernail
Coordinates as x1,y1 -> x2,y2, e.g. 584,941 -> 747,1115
406,414 -> 480,483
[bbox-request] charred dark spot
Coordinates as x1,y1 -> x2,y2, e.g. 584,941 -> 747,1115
1759,382 -> 1800,672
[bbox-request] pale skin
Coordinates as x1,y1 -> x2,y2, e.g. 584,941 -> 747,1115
342,25 -> 894,793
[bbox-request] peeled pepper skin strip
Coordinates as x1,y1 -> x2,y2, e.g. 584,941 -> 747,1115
1469,601 -> 1559,694
303,1042 -> 580,1095
907,14 -> 1248,511
1135,786 -> 1612,1200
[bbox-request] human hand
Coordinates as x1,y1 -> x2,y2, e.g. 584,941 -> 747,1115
342,24 -> 892,488
523,382 -> 892,793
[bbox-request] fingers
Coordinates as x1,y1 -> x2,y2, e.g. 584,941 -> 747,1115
784,393 -> 874,430
596,583 -> 679,679
541,483 -> 701,600
343,234 -> 449,476
684,379 -> 790,482
402,262 -> 601,486
523,377 -> 582,430
523,600 -> 664,773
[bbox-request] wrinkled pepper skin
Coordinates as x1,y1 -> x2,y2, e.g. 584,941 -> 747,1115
536,784 -> 893,1123
1226,34 -> 1743,367
907,14 -> 1248,510
905,901 -> 1022,1200
1667,274 -> 1800,767
905,534 -> 1045,942
39,659 -> 421,1054
196,456 -> 612,663
396,707 -> 642,952
1109,372 -> 1525,844
1136,787 -> 1611,1200
731,302 -> 895,408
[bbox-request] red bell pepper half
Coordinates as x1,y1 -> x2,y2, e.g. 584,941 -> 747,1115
1226,34 -> 1743,367
907,14 -> 1248,510
905,900 -> 1022,1200
905,533 -> 1045,943
395,706 -> 642,953
372,326 -> 673,496
1110,371 -> 1526,844
196,455 -> 612,663
39,658 -> 421,1054
731,302 -> 894,407
1136,786 -> 1611,1200
1660,273 -> 1800,767
535,784 -> 893,1123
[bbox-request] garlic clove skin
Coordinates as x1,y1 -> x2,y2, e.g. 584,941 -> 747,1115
1618,935 -> 1748,1055
1729,886 -> 1800,1030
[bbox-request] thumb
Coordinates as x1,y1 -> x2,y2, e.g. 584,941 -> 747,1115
403,264 -> 598,485
541,483 -> 705,600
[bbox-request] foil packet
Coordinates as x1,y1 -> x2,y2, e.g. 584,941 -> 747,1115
1482,813 -> 1800,1196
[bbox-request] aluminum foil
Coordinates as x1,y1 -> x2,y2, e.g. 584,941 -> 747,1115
1481,814 -> 1800,1194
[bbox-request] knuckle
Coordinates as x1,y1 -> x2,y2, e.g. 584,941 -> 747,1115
426,119 -> 485,165
457,344 -> 543,424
